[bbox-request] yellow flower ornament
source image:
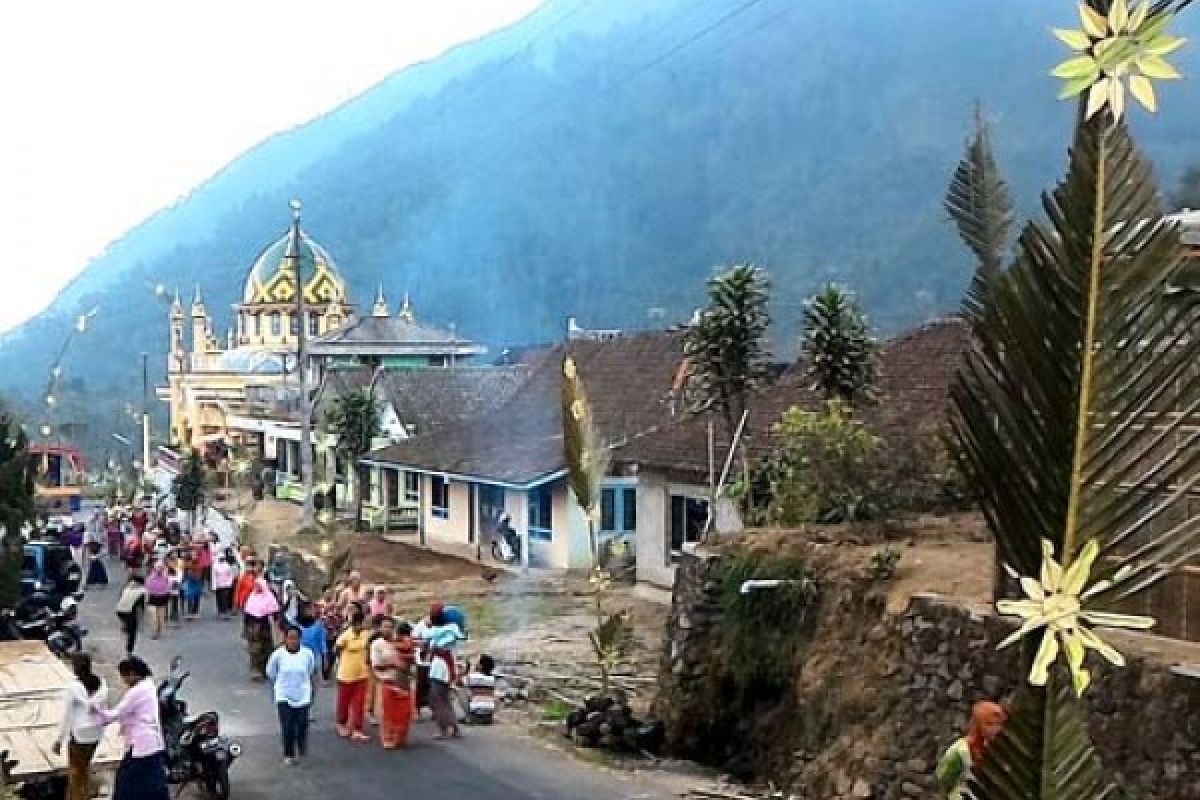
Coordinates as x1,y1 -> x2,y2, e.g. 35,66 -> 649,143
1052,0 -> 1185,120
996,538 -> 1154,696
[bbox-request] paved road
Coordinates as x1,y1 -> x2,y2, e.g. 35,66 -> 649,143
79,566 -> 678,800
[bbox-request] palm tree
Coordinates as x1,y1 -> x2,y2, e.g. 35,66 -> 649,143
949,3 -> 1199,795
0,412 -> 35,609
944,103 -> 1015,325
328,389 -> 381,531
799,284 -> 879,406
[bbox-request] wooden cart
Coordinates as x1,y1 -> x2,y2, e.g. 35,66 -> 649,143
0,641 -> 124,788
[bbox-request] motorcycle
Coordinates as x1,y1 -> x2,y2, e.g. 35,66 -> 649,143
158,656 -> 241,800
0,608 -> 49,641
489,516 -> 521,564
44,598 -> 85,658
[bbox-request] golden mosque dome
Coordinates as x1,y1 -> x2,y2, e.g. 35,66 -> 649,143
241,206 -> 348,307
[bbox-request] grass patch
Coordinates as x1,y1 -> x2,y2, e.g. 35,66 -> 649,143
542,699 -> 573,722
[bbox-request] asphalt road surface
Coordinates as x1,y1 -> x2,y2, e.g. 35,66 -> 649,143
79,565 -> 679,800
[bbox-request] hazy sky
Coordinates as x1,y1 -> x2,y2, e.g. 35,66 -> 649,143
0,0 -> 543,334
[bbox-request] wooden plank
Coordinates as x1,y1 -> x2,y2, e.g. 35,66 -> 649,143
0,641 -> 124,778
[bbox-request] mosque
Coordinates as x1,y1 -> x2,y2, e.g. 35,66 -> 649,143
160,202 -> 482,454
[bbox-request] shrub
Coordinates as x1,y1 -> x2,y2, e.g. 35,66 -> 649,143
756,399 -> 890,526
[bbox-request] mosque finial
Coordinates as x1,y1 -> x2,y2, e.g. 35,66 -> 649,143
372,284 -> 389,318
191,284 -> 205,312
398,292 -> 414,323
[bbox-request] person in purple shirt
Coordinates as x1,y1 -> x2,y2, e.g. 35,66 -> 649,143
91,656 -> 168,800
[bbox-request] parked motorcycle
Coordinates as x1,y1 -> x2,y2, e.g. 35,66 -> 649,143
158,656 -> 241,800
44,598 -> 85,658
0,608 -> 49,641
490,515 -> 521,564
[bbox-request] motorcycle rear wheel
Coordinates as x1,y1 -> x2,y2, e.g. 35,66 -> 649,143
205,763 -> 230,800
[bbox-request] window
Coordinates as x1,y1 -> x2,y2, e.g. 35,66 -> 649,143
431,475 -> 450,519
270,312 -> 282,336
308,312 -> 320,336
528,485 -> 553,541
251,314 -> 261,337
404,471 -> 419,504
670,495 -> 709,554
290,313 -> 300,335
600,486 -> 637,533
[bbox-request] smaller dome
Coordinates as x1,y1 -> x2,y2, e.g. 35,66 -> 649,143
242,226 -> 347,305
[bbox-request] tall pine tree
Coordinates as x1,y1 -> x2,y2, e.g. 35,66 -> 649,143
683,264 -> 772,439
800,284 -> 879,406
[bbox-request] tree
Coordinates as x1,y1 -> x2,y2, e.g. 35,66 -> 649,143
944,103 -> 1015,324
327,388 -> 381,531
1171,162 -> 1200,210
684,264 -> 772,440
173,449 -> 206,534
0,413 -> 35,609
949,3 -> 1198,797
799,284 -> 880,406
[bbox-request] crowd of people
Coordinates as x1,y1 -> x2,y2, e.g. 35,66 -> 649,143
94,503 -> 237,655
242,559 -> 497,764
58,501 -> 502,798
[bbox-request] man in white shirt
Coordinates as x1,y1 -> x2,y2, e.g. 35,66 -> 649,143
265,628 -> 318,765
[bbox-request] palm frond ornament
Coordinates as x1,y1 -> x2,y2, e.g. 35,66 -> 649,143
948,1 -> 1198,797
562,356 -> 609,565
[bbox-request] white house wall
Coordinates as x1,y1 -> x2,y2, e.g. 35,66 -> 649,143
634,471 -> 674,588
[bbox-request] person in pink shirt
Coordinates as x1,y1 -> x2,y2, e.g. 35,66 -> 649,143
367,586 -> 393,618
91,656 -> 168,800
193,532 -> 213,589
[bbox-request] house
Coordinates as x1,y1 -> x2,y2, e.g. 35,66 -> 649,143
320,364 -> 531,528
360,317 -> 978,585
361,329 -> 717,572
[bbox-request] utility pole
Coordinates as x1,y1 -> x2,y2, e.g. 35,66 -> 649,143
141,352 -> 151,494
289,199 -> 316,526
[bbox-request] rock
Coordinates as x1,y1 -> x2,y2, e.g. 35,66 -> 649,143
900,782 -> 924,798
947,679 -> 964,701
851,779 -> 871,798
903,758 -> 928,774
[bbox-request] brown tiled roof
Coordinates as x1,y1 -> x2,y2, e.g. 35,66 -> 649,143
365,331 -> 689,486
614,317 -> 971,478
363,320 -> 972,486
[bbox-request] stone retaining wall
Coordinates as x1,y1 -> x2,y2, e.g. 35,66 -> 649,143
657,552 -> 1200,799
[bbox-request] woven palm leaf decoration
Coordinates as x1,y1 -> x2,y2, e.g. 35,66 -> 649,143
562,355 -> 610,565
948,1 -> 1198,797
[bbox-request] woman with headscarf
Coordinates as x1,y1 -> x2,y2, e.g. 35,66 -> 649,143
338,571 -> 368,609
936,700 -> 1006,799
243,577 -> 281,681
